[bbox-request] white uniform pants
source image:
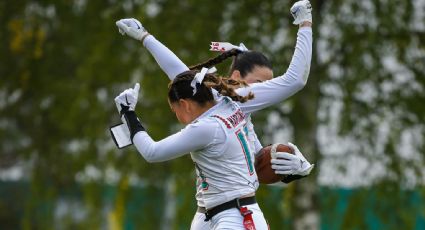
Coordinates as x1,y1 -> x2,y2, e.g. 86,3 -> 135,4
190,203 -> 268,230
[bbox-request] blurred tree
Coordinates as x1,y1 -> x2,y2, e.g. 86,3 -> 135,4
290,0 -> 425,229
1,0 -> 424,229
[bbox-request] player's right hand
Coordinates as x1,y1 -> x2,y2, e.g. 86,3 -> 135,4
116,18 -> 149,41
271,142 -> 314,176
290,0 -> 312,25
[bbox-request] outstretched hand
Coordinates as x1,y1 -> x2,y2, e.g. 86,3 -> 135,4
290,0 -> 312,25
115,83 -> 140,115
116,18 -> 149,41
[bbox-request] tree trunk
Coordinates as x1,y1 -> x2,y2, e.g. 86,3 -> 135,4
287,1 -> 325,229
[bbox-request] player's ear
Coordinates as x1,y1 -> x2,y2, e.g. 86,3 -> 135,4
230,70 -> 242,80
179,99 -> 191,112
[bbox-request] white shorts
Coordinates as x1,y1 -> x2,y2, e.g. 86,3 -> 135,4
190,211 -> 210,230
190,203 -> 268,230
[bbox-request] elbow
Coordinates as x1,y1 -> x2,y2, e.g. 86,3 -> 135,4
143,156 -> 158,163
295,65 -> 310,90
286,64 -> 310,92
293,78 -> 307,91
140,152 -> 161,163
135,144 -> 161,163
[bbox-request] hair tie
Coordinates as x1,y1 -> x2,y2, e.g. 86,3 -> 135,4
209,42 -> 249,52
190,67 -> 217,95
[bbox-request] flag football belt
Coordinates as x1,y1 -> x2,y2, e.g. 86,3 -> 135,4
199,196 -> 256,221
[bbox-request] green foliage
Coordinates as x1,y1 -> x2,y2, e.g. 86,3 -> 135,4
1,0 -> 424,229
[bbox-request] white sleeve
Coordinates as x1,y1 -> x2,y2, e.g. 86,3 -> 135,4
132,120 -> 220,163
143,35 -> 190,80
235,27 -> 313,114
253,134 -> 263,155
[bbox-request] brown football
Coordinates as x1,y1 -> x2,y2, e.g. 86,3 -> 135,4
255,144 -> 294,184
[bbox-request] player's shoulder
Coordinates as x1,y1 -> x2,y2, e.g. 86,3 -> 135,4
183,117 -> 224,144
188,116 -> 221,132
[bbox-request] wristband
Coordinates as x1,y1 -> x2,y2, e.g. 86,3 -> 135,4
140,32 -> 150,44
281,174 -> 307,184
122,110 -> 145,140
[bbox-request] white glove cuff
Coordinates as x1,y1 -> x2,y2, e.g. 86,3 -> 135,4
300,164 -> 314,176
293,14 -> 312,25
270,143 -> 280,159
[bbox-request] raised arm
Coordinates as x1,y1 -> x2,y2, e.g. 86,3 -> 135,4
235,25 -> 313,114
143,35 -> 189,80
115,0 -> 312,114
116,18 -> 189,80
141,25 -> 312,115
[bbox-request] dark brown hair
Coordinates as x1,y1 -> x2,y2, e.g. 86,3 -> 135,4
189,49 -> 272,78
189,49 -> 242,71
168,70 -> 254,105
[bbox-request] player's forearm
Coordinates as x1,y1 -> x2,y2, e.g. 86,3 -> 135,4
249,129 -> 263,155
283,26 -> 313,89
143,35 -> 190,80
253,138 -> 263,155
133,132 -> 188,163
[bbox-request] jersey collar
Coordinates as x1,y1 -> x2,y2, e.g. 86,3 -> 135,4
191,100 -> 225,124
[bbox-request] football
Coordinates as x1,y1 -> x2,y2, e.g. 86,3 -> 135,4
255,143 -> 294,184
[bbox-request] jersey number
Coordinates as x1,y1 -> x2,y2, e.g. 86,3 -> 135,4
236,128 -> 254,175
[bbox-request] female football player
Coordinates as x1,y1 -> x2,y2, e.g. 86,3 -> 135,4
115,70 -> 268,229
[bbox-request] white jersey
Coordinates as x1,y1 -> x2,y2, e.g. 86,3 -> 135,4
245,115 -> 263,155
142,27 -> 312,155
192,97 -> 258,208
133,98 -> 258,209
212,95 -> 263,155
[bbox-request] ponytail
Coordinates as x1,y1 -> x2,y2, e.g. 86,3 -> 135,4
189,49 -> 242,71
190,49 -> 272,79
203,74 -> 254,103
168,70 -> 254,104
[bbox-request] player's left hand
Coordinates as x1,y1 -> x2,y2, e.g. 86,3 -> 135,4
116,18 -> 149,41
271,142 -> 314,176
115,83 -> 140,115
290,0 -> 312,25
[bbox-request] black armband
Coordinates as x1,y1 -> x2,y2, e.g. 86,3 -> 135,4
122,110 -> 145,140
281,174 -> 307,184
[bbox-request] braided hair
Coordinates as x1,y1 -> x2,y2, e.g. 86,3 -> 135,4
189,49 -> 242,71
189,49 -> 272,78
168,70 -> 254,105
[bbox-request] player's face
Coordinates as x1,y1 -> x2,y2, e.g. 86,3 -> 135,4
230,66 -> 273,84
168,100 -> 192,125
